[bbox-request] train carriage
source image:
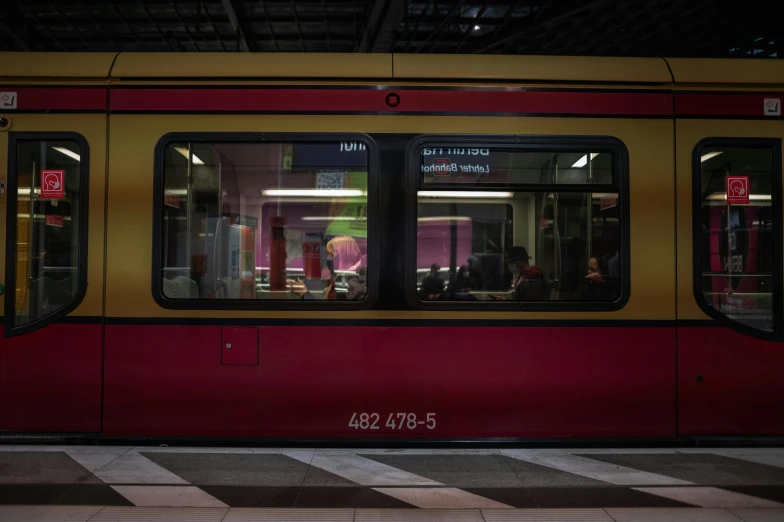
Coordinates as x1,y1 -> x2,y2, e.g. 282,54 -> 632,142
0,53 -> 782,440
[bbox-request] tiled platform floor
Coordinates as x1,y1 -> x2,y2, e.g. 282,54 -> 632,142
0,446 -> 783,520
1,506 -> 783,522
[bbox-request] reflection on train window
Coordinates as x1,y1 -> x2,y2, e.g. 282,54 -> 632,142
12,140 -> 84,327
160,141 -> 369,301
698,146 -> 775,332
416,148 -> 621,303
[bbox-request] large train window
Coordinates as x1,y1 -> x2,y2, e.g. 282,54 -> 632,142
406,136 -> 630,310
153,134 -> 377,309
693,138 -> 783,339
3,133 -> 89,337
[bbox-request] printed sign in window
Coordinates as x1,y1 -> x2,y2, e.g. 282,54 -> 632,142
45,215 -> 64,227
726,175 -> 750,205
40,170 -> 65,199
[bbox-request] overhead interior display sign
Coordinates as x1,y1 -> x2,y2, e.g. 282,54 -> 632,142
420,148 -> 612,185
421,148 -> 494,181
40,170 -> 65,199
291,142 -> 369,169
276,142 -> 368,189
420,147 -> 553,184
726,175 -> 750,205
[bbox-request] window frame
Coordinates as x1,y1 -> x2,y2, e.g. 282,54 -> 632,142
691,137 -> 784,341
404,134 -> 631,311
151,132 -> 379,311
3,131 -> 90,337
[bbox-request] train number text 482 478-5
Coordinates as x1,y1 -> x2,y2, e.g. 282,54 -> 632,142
348,413 -> 436,430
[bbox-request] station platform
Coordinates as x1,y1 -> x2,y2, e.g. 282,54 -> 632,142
0,445 -> 783,521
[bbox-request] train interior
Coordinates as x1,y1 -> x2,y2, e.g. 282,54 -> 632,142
155,141 -> 622,304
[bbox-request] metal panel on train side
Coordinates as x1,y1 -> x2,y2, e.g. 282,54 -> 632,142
676,114 -> 784,435
0,113 -> 106,432
104,109 -> 675,438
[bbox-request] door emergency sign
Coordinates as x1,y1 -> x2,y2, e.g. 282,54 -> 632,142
726,176 -> 750,205
40,170 -> 65,199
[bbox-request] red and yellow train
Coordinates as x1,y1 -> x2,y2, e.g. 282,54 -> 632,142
0,53 -> 783,440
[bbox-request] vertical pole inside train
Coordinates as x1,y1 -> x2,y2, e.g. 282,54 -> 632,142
553,162 -> 561,297
185,143 -> 193,270
725,165 -> 733,292
269,144 -> 287,292
449,202 -> 458,274
587,151 -> 593,262
29,153 -> 38,318
215,158 -> 223,296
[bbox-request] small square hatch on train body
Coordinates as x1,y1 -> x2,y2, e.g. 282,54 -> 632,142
221,327 -> 259,366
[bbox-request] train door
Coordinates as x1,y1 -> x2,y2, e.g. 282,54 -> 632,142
0,107 -> 107,432
676,99 -> 784,434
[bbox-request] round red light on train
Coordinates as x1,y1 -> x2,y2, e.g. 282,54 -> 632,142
386,92 -> 400,108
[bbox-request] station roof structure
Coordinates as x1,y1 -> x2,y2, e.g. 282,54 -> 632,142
0,0 -> 779,58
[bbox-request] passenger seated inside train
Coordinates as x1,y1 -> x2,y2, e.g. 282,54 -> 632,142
493,246 -> 547,301
577,253 -> 618,301
578,256 -> 609,301
446,266 -> 478,301
346,267 -> 368,301
287,235 -> 367,301
327,235 -> 366,273
466,256 -> 485,291
420,264 -> 445,300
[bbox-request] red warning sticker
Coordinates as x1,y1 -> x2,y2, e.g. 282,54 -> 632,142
40,170 -> 65,199
726,175 -> 750,205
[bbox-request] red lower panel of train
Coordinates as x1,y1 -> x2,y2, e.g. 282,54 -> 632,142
0,324 -> 102,432
678,327 -> 784,435
102,325 -> 677,438
3,323 -> 781,437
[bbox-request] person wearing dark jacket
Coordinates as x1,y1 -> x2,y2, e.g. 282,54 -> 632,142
447,266 -> 478,301
579,256 -> 613,301
467,256 -> 485,290
421,264 -> 445,299
503,246 -> 547,301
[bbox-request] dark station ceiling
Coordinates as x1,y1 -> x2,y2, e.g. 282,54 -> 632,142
0,0 -> 780,58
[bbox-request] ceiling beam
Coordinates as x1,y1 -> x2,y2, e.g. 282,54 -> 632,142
138,0 -> 174,51
25,13 -> 533,28
356,0 -> 388,52
45,34 -> 358,45
200,1 -> 228,52
368,0 -> 406,52
414,0 -> 467,53
0,3 -> 31,50
474,0 -> 606,54
221,0 -> 252,51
